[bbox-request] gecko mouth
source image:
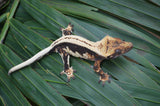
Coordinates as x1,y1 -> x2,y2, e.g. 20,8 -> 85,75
124,42 -> 133,53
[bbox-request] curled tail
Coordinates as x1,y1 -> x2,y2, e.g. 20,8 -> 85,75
8,46 -> 53,75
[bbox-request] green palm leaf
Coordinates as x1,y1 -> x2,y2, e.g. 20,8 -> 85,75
0,0 -> 160,105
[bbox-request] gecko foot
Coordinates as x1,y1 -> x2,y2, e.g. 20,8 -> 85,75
98,73 -> 111,87
60,67 -> 75,82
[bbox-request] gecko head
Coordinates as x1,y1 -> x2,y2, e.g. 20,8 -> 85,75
100,35 -> 133,59
61,23 -> 74,36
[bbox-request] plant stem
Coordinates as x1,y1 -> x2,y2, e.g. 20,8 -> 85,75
0,0 -> 20,44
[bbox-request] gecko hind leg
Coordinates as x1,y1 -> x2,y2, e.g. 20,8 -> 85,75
58,49 -> 75,82
94,60 -> 111,86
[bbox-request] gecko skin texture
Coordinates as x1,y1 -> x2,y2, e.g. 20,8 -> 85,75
8,23 -> 133,86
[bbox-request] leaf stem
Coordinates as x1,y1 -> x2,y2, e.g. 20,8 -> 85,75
0,0 -> 20,44
0,12 -> 8,23
0,95 -> 6,106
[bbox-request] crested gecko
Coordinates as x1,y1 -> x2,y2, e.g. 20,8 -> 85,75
8,23 -> 133,86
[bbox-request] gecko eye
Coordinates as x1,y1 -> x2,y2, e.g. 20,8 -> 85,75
115,49 -> 121,55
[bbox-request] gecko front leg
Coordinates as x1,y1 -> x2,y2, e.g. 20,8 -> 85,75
94,60 -> 110,86
61,23 -> 74,36
57,48 -> 75,82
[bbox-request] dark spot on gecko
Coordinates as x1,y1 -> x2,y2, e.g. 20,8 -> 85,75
63,53 -> 69,70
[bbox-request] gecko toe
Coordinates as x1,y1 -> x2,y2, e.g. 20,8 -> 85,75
60,71 -> 65,76
67,78 -> 70,82
73,70 -> 77,73
98,80 -> 101,84
72,76 -> 76,80
108,78 -> 111,83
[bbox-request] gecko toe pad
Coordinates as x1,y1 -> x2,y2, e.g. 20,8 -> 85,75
99,73 -> 111,87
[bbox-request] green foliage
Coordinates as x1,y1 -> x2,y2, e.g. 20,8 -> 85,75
0,0 -> 160,105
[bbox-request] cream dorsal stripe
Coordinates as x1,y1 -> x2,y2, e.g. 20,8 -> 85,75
51,35 -> 102,55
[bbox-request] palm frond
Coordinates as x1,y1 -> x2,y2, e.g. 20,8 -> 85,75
0,0 -> 160,105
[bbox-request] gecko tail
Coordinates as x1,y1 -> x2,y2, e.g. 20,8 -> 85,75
8,46 -> 53,75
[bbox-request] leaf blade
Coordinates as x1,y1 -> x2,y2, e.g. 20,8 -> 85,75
0,44 -> 71,106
